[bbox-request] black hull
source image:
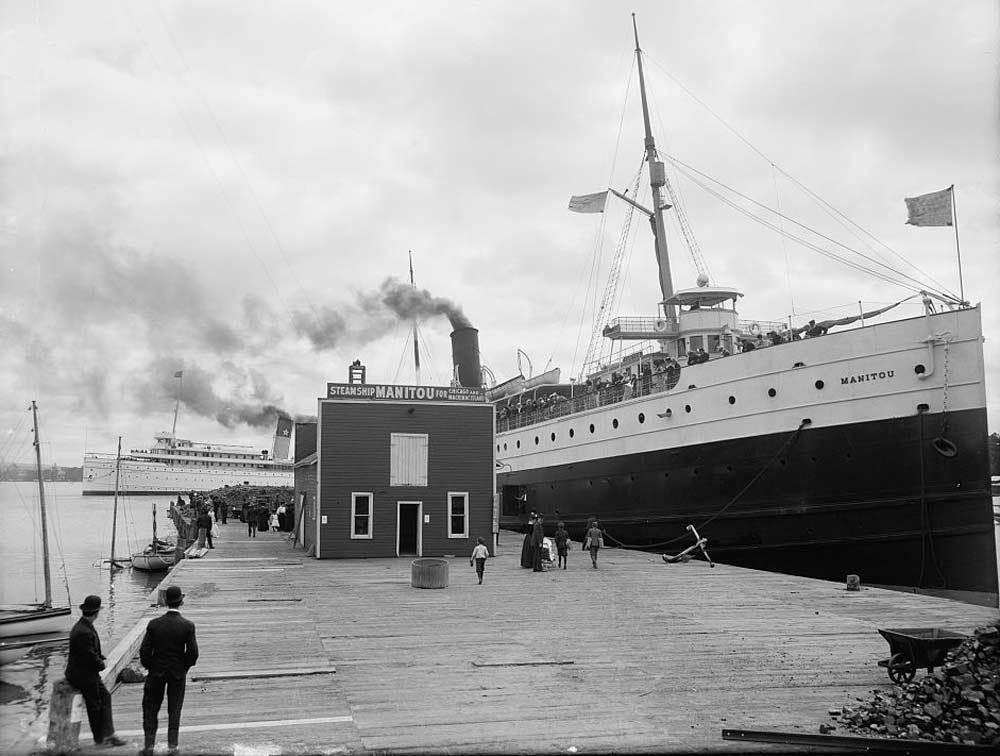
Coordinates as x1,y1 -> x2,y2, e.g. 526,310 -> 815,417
498,408 -> 997,593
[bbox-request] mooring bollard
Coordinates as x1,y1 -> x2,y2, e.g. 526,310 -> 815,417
846,574 -> 861,591
46,678 -> 82,754
411,558 -> 449,588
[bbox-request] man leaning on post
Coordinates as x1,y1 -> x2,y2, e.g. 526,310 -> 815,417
140,585 -> 199,756
64,595 -> 128,747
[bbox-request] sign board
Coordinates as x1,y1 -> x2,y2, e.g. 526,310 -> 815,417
326,383 -> 486,403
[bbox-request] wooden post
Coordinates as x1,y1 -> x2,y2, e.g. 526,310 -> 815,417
46,679 -> 82,753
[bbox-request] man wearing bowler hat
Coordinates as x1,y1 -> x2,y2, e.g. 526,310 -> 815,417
139,585 -> 199,756
64,595 -> 128,747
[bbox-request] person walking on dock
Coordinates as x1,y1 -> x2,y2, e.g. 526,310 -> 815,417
139,585 -> 199,756
470,537 -> 489,584
585,520 -> 604,569
531,514 -> 545,572
244,502 -> 257,538
195,507 -> 213,549
519,514 -> 535,568
554,521 -> 570,569
64,595 -> 128,748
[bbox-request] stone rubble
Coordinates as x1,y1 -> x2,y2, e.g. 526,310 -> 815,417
829,623 -> 999,746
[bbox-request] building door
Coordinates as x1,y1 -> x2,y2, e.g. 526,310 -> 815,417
397,501 -> 422,557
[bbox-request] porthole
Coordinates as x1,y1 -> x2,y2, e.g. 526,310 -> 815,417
728,395 -> 736,405
516,440 -> 521,449
684,404 -> 691,413
569,428 -> 575,438
612,418 -> 619,429
589,423 -> 595,434
550,432 -> 556,442
815,380 -> 825,390
914,364 -> 926,375
503,443 -> 507,451
768,388 -> 777,398
638,413 -> 645,423
534,436 -> 539,445
496,445 -> 500,453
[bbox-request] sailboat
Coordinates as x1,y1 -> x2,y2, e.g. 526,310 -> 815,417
0,401 -> 72,663
103,436 -> 131,570
131,504 -> 176,571
492,17 -> 996,594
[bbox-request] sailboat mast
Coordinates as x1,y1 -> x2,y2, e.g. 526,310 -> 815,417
109,435 -> 122,569
30,400 -> 53,608
409,251 -> 421,386
632,14 -> 676,320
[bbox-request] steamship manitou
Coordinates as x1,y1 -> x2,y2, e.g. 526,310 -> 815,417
486,19 -> 995,595
82,417 -> 294,495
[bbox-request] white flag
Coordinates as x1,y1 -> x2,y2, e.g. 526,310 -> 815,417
904,187 -> 953,227
568,191 -> 608,214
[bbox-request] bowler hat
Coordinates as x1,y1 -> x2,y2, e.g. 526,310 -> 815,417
164,585 -> 184,607
79,595 -> 102,614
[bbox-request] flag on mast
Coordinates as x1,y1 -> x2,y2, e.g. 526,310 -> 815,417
568,191 -> 608,214
904,186 -> 953,227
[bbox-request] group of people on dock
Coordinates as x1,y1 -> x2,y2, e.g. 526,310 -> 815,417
470,514 -> 607,584
515,513 -> 606,573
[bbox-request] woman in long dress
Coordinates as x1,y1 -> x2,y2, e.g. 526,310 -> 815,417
519,515 -> 535,568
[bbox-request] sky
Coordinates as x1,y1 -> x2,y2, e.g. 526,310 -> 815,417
1,0 -> 998,466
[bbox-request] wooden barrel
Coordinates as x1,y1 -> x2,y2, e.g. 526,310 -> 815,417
411,558 -> 449,589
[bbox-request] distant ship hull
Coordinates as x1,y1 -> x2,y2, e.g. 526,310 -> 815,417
497,308 -> 997,594
82,458 -> 293,495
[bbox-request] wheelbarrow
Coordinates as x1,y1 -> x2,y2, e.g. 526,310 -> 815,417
876,627 -> 967,684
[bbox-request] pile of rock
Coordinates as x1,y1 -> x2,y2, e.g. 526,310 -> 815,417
829,623 -> 999,746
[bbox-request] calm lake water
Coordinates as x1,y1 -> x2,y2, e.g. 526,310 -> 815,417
0,481 -> 181,752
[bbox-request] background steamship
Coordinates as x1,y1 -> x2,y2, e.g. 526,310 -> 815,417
82,416 -> 294,495
481,20 -> 995,595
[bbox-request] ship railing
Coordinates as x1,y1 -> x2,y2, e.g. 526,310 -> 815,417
496,369 -> 681,434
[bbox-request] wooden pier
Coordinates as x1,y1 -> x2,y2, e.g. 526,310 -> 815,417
83,525 -> 997,754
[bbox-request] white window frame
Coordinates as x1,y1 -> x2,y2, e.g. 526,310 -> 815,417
447,491 -> 469,539
351,492 -> 373,539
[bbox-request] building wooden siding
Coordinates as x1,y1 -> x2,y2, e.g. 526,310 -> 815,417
317,400 -> 495,559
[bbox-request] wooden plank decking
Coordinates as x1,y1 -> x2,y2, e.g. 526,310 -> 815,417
95,524 -> 997,754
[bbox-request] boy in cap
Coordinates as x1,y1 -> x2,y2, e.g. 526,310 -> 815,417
139,586 -> 199,756
469,537 -> 489,584
65,594 -> 128,747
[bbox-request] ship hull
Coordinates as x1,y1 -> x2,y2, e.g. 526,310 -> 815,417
499,407 -> 995,592
82,458 -> 293,495
496,308 -> 996,594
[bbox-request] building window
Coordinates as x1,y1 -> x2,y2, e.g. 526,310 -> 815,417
351,492 -> 373,538
690,335 -> 704,352
448,492 -> 468,538
390,433 -> 428,486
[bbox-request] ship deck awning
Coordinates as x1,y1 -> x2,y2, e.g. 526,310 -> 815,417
665,286 -> 743,308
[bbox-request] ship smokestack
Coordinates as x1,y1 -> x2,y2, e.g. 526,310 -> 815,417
450,327 -> 482,388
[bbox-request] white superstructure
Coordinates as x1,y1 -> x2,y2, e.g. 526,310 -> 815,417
83,427 -> 293,495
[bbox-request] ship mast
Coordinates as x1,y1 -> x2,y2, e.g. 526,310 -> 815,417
632,14 -> 676,321
409,251 -> 421,386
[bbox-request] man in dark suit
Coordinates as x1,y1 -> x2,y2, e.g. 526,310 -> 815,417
139,585 -> 199,756
64,595 -> 127,747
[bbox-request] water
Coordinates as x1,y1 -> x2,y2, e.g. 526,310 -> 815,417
0,481 -> 180,752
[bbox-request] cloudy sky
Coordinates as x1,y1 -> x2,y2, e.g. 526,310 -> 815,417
2,0 -> 997,466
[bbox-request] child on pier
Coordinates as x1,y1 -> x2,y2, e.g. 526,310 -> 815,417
470,537 -> 489,585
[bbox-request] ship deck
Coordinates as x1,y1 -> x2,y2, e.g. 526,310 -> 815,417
68,527 -> 998,754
